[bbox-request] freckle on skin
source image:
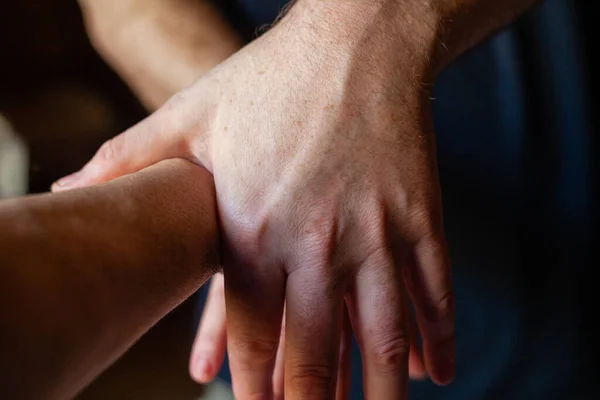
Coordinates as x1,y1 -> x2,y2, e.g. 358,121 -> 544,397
224,126 -> 228,132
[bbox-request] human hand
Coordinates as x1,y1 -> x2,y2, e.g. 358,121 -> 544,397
54,1 -> 456,398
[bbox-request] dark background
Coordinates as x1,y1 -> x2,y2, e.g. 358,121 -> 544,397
0,3 -> 204,399
0,1 -> 597,399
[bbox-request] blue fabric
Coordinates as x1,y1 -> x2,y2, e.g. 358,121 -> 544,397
197,0 -> 596,398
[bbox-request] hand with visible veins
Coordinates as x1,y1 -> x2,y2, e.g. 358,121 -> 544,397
59,0 -> 538,398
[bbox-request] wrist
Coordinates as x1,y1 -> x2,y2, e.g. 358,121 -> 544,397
285,0 -> 534,80
284,0 -> 445,82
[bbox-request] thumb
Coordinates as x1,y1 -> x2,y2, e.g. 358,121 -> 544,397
52,93 -> 210,192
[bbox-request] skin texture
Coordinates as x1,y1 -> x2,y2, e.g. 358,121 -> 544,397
0,160 -> 218,399
59,0 -> 538,398
78,0 -> 241,109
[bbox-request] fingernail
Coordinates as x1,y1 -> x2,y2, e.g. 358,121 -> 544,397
52,171 -> 81,191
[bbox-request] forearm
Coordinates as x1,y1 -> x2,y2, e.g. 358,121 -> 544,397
79,0 -> 241,109
288,0 -> 538,77
0,160 -> 218,399
431,0 -> 539,69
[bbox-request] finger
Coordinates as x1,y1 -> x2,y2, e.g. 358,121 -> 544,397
406,234 -> 455,385
189,274 -> 227,383
349,250 -> 410,400
335,305 -> 352,400
284,266 -> 346,400
272,311 -> 286,400
52,89 -> 207,191
407,309 -> 427,380
224,257 -> 285,400
276,304 -> 351,400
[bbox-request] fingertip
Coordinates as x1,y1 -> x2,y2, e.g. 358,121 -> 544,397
51,171 -> 82,192
427,341 -> 455,386
190,355 -> 216,383
409,368 -> 428,381
50,182 -> 62,193
437,359 -> 455,386
432,370 -> 454,386
408,352 -> 428,381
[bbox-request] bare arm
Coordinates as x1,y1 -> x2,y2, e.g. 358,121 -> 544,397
79,0 -> 242,109
428,0 -> 540,71
54,1 -> 541,399
284,0 -> 539,79
0,160 -> 218,400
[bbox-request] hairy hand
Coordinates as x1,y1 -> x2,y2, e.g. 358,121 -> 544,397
56,2 -> 455,398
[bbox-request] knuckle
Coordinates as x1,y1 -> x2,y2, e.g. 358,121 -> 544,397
227,208 -> 271,258
297,218 -> 351,290
437,290 -> 455,318
302,220 -> 336,257
369,332 -> 410,373
361,207 -> 388,252
408,203 -> 441,239
399,183 -> 443,240
289,363 -> 336,395
233,336 -> 279,366
300,218 -> 337,260
96,137 -> 119,164
421,290 -> 455,325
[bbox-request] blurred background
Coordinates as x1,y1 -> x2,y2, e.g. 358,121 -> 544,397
0,2 -> 232,399
0,3 -> 146,195
0,0 -> 597,399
